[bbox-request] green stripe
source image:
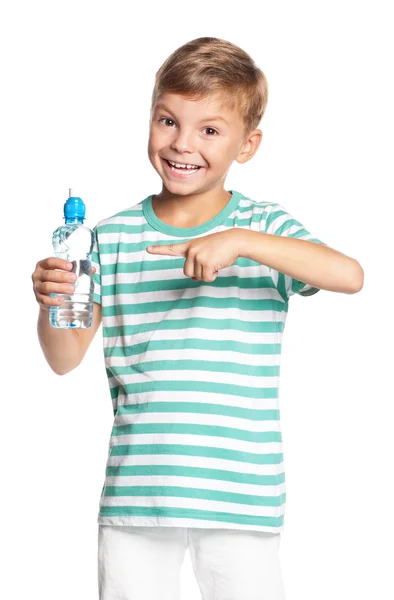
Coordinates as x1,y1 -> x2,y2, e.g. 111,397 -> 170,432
103,316 -> 283,338
110,423 -> 282,444
116,401 -> 280,421
102,297 -> 286,318
107,360 -> 279,379
98,275 -> 276,296
98,505 -> 284,528
299,284 -> 320,296
110,443 -> 283,465
103,485 -> 285,508
277,271 -> 287,300
96,254 -> 269,272
104,338 -> 281,358
266,209 -> 303,235
109,380 -> 278,400
105,464 -> 285,486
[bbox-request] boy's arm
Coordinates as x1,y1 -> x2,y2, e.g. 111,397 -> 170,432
236,229 -> 364,294
75,302 -> 102,364
37,302 -> 102,376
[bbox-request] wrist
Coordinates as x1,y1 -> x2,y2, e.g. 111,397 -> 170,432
234,228 -> 257,258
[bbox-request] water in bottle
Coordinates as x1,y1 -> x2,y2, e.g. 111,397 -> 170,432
49,188 -> 94,328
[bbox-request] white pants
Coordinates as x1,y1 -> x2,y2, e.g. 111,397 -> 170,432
98,524 -> 286,600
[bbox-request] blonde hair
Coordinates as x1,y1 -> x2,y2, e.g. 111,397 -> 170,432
150,37 -> 269,138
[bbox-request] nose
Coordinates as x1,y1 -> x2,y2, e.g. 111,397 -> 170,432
170,128 -> 197,155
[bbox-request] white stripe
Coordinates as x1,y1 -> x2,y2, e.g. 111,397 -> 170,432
104,330 -> 283,349
101,306 -> 287,329
106,453 -> 285,476
99,496 -> 285,518
97,516 -> 282,532
103,475 -> 285,497
112,411 -> 282,431
106,369 -> 280,390
108,433 -> 284,456
105,350 -> 282,369
110,391 -> 282,411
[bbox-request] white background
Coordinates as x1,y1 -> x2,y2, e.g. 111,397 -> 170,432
1,1 -> 393,598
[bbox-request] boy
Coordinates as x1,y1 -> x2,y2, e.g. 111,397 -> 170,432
34,37 -> 363,600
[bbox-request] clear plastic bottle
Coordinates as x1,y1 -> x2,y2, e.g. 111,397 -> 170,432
49,188 -> 94,329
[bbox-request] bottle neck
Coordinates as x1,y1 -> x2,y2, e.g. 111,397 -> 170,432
65,216 -> 84,224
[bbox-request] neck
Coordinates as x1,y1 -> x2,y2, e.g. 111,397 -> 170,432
152,186 -> 231,228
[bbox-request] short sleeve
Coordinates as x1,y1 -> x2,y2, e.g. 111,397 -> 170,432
261,203 -> 328,299
91,224 -> 102,305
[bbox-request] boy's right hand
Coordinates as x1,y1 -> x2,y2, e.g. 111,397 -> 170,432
32,258 -> 97,311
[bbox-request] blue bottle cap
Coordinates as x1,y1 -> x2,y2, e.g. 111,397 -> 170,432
64,188 -> 86,220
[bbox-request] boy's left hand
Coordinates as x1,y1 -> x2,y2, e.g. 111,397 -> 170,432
146,229 -> 242,282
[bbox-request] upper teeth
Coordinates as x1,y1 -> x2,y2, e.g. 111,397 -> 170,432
168,160 -> 200,169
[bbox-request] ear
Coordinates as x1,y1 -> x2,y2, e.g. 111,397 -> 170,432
236,129 -> 263,164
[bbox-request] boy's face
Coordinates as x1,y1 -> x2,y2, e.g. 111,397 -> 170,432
148,92 -> 262,196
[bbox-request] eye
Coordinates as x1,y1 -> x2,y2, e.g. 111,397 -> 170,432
159,117 -> 175,127
158,118 -> 218,136
203,127 -> 219,136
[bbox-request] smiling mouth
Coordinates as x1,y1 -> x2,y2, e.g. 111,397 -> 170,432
162,158 -> 204,170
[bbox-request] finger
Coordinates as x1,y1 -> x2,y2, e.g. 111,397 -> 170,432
38,257 -> 74,271
204,267 -> 217,282
195,257 -> 203,281
35,284 -> 66,306
39,267 -> 77,284
37,292 -> 64,307
184,252 -> 196,279
35,278 -> 75,297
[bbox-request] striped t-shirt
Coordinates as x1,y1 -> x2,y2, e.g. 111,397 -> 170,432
90,189 -> 327,533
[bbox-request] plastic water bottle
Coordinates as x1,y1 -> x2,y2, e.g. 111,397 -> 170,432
49,188 -> 94,329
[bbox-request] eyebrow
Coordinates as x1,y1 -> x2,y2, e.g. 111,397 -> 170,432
154,104 -> 229,125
